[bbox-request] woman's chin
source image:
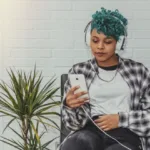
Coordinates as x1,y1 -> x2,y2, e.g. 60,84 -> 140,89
95,56 -> 107,62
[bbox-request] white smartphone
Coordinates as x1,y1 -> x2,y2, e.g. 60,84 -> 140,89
69,74 -> 89,99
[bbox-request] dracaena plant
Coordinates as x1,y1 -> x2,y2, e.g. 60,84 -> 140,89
0,66 -> 61,150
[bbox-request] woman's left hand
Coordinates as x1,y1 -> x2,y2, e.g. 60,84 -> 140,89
94,114 -> 119,131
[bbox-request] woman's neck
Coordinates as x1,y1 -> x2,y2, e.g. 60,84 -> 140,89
96,54 -> 119,67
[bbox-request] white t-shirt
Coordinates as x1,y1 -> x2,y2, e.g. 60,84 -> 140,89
89,66 -> 131,117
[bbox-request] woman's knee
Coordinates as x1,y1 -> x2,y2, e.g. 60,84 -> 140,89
61,129 -> 102,150
60,131 -> 89,150
76,130 -> 94,142
64,129 -> 96,144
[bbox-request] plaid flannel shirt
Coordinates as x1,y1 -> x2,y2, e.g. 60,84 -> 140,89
61,54 -> 150,150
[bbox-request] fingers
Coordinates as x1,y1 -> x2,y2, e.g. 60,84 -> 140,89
67,97 -> 89,108
67,86 -> 88,98
74,91 -> 88,99
66,86 -> 89,108
94,117 -> 104,123
69,102 -> 85,108
67,85 -> 80,95
94,119 -> 108,129
69,97 -> 89,105
103,128 -> 110,131
94,115 -> 118,131
97,121 -> 107,127
94,115 -> 108,130
100,125 -> 107,130
95,122 -> 110,131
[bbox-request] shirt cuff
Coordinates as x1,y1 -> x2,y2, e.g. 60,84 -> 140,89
118,112 -> 129,128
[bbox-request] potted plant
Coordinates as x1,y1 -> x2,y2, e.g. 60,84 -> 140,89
0,66 -> 61,150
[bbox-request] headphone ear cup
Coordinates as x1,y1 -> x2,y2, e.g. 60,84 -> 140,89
116,36 -> 126,51
85,30 -> 91,47
121,36 -> 127,50
85,30 -> 93,59
84,21 -> 92,47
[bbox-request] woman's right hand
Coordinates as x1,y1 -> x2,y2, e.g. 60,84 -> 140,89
65,86 -> 89,108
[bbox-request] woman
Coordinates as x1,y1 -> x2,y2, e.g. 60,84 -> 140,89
60,8 -> 150,150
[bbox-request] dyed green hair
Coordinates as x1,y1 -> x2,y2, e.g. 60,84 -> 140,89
91,7 -> 128,41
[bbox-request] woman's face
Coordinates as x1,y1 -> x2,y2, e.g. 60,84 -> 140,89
90,29 -> 117,63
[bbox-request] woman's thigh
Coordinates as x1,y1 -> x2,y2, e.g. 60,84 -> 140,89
105,142 -> 142,150
104,128 -> 142,150
60,128 -> 104,150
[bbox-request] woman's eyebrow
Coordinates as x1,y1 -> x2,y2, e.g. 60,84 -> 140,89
105,37 -> 113,40
92,36 -> 99,38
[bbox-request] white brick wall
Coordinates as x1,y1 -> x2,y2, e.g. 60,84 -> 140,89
0,0 -> 150,149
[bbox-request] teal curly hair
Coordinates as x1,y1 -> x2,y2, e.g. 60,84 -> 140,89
91,7 -> 128,41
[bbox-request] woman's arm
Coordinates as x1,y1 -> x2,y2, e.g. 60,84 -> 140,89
119,65 -> 150,137
61,67 -> 91,131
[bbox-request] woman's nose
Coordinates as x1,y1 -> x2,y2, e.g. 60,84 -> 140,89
97,42 -> 104,49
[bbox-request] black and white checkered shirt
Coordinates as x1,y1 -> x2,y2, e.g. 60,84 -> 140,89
61,54 -> 150,150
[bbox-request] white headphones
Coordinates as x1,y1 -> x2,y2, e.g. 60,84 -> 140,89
84,16 -> 128,51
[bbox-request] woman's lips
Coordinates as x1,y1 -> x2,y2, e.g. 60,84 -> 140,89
95,53 -> 105,56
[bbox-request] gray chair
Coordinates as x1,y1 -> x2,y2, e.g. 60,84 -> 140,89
60,74 -> 70,143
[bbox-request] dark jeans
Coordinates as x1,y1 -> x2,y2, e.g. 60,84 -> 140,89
61,117 -> 142,150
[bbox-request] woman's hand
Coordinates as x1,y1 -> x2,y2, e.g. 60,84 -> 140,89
65,86 -> 89,108
94,114 -> 119,131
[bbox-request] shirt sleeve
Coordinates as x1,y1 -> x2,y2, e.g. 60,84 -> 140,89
118,64 -> 150,137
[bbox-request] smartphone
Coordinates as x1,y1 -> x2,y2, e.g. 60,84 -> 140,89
69,74 -> 89,99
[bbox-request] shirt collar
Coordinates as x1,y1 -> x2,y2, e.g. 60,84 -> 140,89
90,53 -> 123,73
